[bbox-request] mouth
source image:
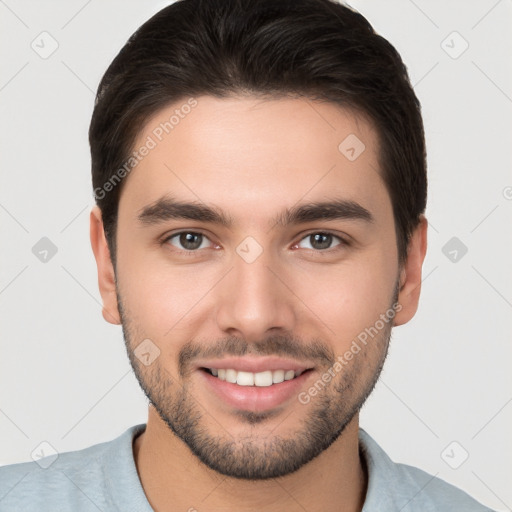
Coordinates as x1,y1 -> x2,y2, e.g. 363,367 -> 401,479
201,367 -> 310,387
195,357 -> 315,412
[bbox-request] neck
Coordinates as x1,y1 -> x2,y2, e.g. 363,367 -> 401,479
133,406 -> 367,512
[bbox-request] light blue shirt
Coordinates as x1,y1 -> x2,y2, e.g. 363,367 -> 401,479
0,423 -> 494,511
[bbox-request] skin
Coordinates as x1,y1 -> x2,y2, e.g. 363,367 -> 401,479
90,96 -> 427,512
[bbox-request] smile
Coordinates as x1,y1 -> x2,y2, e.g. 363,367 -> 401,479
204,368 -> 306,387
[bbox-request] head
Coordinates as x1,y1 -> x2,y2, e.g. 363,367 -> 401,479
90,0 -> 428,480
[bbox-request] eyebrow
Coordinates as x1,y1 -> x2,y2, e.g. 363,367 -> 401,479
137,195 -> 374,228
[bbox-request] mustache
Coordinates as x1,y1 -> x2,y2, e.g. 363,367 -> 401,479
178,334 -> 336,377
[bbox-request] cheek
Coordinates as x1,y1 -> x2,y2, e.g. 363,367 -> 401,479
295,252 -> 397,348
117,243 -> 218,338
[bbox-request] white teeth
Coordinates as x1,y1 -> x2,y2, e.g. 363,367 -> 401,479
211,368 -> 304,386
236,371 -> 254,386
284,370 -> 295,381
272,369 -> 285,384
254,370 -> 273,387
225,369 -> 237,384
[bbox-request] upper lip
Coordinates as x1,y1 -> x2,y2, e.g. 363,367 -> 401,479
195,356 -> 314,373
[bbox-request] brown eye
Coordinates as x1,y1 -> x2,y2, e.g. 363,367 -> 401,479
166,232 -> 209,251
297,232 -> 344,251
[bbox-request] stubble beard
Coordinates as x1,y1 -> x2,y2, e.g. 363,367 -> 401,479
118,288 -> 395,480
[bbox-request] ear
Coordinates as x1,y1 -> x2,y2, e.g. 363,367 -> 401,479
393,215 -> 428,326
89,205 -> 121,325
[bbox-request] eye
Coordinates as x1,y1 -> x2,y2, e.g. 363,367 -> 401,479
164,231 -> 212,251
295,232 -> 345,251
162,230 -> 348,254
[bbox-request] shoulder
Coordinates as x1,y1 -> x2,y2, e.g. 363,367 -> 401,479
359,429 -> 496,512
0,424 -> 146,512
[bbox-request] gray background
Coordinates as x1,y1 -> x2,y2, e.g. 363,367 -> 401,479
0,1 -> 510,510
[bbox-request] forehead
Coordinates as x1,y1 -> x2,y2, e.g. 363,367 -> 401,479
118,95 -> 389,228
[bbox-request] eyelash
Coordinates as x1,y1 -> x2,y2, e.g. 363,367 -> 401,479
161,230 -> 350,256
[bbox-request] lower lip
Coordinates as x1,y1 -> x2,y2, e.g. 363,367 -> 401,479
199,369 -> 313,412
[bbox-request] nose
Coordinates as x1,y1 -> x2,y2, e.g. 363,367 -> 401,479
214,246 -> 297,342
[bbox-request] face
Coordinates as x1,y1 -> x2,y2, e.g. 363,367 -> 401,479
92,95 -> 424,479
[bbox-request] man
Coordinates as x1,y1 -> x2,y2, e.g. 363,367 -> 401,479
0,0 -> 495,510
